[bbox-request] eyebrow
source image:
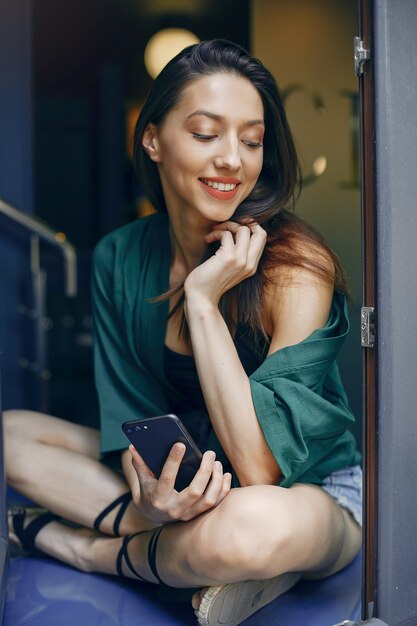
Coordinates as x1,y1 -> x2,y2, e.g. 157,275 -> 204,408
186,110 -> 264,127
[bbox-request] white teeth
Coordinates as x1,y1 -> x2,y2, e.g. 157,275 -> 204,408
202,179 -> 237,191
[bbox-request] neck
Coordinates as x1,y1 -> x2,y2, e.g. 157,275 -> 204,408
167,208 -> 212,276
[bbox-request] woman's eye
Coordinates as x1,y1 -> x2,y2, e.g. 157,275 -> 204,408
243,140 -> 264,148
192,133 -> 216,142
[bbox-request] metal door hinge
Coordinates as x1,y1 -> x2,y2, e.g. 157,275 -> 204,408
354,36 -> 371,76
361,306 -> 375,348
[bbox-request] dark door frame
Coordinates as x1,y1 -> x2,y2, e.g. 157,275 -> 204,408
358,0 -> 377,619
360,1 -> 417,624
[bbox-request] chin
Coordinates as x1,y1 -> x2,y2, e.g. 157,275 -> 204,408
199,203 -> 239,223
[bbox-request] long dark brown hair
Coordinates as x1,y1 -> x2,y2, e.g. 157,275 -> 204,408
133,39 -> 348,343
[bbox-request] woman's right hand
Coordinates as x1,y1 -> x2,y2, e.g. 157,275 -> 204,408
129,443 -> 232,524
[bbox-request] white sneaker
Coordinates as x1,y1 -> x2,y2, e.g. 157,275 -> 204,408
195,571 -> 302,626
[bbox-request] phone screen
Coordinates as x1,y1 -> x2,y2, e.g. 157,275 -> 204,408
122,414 -> 203,492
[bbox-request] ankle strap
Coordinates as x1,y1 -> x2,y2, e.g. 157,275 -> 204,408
93,492 -> 132,536
116,531 -> 148,581
12,509 -> 59,553
148,526 -> 170,587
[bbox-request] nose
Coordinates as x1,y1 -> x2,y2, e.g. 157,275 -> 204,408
214,136 -> 241,171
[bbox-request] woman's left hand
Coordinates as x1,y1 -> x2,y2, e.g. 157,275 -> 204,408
129,443 -> 232,524
184,221 -> 267,306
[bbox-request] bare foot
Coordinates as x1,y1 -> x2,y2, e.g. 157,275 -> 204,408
192,588 -> 207,611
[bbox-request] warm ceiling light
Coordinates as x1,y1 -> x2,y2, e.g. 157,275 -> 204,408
312,155 -> 327,177
144,28 -> 199,79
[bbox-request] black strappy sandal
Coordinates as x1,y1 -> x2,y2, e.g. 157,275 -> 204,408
93,492 -> 132,537
116,525 -> 169,586
116,531 -> 149,581
147,526 -> 167,585
94,493 -> 169,585
10,507 -> 60,557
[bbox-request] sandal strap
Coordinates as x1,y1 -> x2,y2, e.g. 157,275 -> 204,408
11,508 -> 59,553
148,526 -> 169,587
115,526 -> 170,586
93,492 -> 132,536
116,531 -> 148,581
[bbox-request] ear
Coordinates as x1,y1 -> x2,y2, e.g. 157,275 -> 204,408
142,123 -> 161,163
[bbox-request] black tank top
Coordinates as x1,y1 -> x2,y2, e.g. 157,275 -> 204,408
163,326 -> 269,451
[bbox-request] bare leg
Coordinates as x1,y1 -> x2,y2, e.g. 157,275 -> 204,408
4,410 -> 155,535
155,484 -> 361,586
5,409 -> 361,626
11,481 -> 360,588
5,418 -> 361,624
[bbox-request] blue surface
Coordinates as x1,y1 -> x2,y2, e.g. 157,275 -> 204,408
3,553 -> 361,626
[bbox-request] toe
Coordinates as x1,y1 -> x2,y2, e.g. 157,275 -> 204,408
191,590 -> 202,610
7,511 -> 19,544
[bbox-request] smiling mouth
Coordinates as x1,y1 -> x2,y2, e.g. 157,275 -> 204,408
198,178 -> 241,201
200,178 -> 239,191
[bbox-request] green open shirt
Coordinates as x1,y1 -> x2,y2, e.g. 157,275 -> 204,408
92,212 -> 360,488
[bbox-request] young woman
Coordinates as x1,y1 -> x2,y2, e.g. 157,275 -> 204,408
5,40 -> 362,626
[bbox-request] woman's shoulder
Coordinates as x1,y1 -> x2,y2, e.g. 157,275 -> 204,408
264,225 -> 335,297
265,225 -> 335,284
261,227 -> 336,347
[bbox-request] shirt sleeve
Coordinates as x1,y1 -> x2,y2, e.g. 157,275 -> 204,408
249,292 -> 358,487
92,234 -> 169,454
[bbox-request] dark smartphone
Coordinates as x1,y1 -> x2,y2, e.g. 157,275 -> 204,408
122,414 -> 203,492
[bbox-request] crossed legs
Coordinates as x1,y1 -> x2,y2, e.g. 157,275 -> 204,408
4,410 -> 361,588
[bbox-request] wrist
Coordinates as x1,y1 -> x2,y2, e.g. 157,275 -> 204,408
184,290 -> 219,318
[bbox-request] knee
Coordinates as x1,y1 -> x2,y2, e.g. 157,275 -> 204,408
225,487 -> 293,575
3,410 -> 61,448
3,411 -> 24,464
3,410 -> 21,438
188,487 -> 293,580
3,410 -> 40,458
3,410 -> 40,439
3,410 -> 41,483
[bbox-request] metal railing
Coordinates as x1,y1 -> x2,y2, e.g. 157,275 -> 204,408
0,198 -> 77,298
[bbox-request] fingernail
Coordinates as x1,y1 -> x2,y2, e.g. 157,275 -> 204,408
207,451 -> 216,462
214,461 -> 222,471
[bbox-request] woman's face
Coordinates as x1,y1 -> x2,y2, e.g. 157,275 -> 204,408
143,72 -> 265,225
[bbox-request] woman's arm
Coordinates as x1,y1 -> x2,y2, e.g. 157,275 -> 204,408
184,222 -> 333,486
185,296 -> 279,486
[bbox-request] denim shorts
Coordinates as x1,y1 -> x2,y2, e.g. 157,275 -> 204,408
321,465 -> 362,527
